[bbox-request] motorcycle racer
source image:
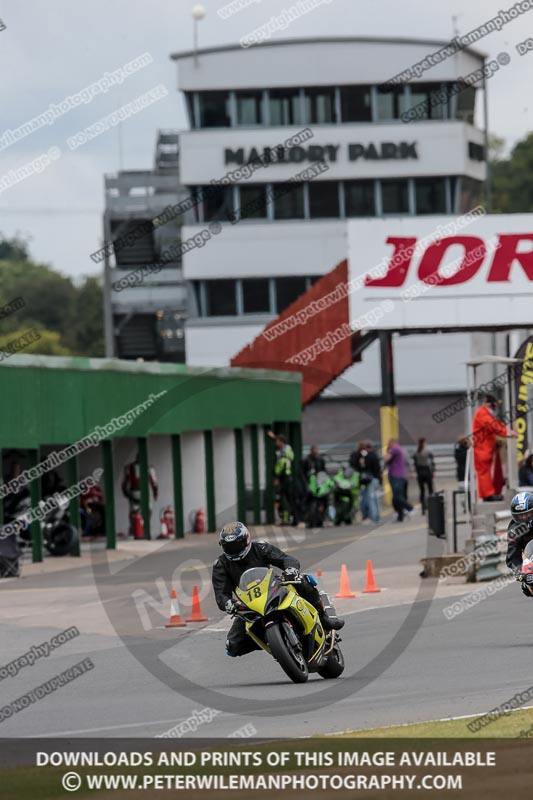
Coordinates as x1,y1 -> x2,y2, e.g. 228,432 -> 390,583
506,491 -> 533,598
212,522 -> 344,657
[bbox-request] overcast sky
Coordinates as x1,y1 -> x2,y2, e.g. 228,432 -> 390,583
1,0 -> 532,281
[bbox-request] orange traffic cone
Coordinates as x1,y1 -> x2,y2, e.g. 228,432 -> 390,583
317,568 -> 323,577
334,564 -> 356,599
186,585 -> 208,622
165,589 -> 187,628
362,560 -> 381,593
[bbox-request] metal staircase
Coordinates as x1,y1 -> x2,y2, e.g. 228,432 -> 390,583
103,130 -> 189,362
115,314 -> 158,360
231,260 -> 377,405
111,218 -> 156,266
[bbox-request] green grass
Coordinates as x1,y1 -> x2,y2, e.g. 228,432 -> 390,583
3,709 -> 533,799
329,706 -> 533,738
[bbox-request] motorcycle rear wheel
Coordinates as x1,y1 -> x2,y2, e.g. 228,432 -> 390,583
266,623 -> 309,683
318,644 -> 345,679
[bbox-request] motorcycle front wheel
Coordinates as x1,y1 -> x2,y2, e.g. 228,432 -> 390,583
265,623 -> 309,683
45,523 -> 78,557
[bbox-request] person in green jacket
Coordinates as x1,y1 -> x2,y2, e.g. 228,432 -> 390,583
268,431 -> 295,525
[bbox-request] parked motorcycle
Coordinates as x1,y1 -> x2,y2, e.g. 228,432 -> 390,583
306,470 -> 335,528
233,566 -> 345,684
4,489 -> 78,557
41,493 -> 78,556
332,467 -> 360,525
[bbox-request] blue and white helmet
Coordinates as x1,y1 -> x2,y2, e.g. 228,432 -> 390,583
219,521 -> 252,561
510,492 -> 533,525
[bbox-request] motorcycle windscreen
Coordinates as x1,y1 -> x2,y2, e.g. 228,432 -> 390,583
235,567 -> 274,616
237,567 -> 269,591
335,479 -> 352,490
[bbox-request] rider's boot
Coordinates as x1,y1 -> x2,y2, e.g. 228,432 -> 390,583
318,591 -> 345,631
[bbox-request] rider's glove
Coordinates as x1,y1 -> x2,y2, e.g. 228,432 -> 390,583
514,570 -> 524,581
224,599 -> 238,616
282,567 -> 301,582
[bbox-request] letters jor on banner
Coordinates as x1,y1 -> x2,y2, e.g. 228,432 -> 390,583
347,214 -> 533,332
365,233 -> 532,288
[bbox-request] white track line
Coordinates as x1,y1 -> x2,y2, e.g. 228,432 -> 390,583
32,704 -> 533,739
328,705 -> 533,736
196,627 -> 228,633
27,716 -> 226,737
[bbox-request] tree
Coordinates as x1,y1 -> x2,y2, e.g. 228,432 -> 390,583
491,132 -> 533,213
67,276 -> 105,356
0,233 -> 30,262
0,328 -> 70,357
0,258 -> 77,339
0,236 -> 104,357
488,133 -> 506,163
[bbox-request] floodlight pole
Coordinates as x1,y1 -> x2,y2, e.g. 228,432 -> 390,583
192,5 -> 206,67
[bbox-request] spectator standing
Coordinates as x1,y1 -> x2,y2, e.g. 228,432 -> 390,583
454,436 -> 470,484
403,448 -> 411,506
384,438 -> 413,522
519,453 -> 533,486
472,394 -> 517,501
412,437 -> 435,514
349,441 -> 366,473
303,445 -> 326,478
268,431 -> 295,525
121,452 -> 158,536
359,442 -> 382,523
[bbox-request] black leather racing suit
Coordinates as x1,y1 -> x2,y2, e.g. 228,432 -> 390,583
506,519 -> 533,598
212,541 -> 325,656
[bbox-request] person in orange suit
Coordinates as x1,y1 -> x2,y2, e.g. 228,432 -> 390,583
472,394 -> 517,501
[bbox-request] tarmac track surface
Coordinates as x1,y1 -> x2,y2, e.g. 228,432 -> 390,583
0,518 -> 527,738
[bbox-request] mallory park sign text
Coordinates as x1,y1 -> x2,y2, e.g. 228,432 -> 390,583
224,141 -> 418,166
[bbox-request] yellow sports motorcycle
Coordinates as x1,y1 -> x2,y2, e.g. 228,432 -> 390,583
233,566 -> 345,683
